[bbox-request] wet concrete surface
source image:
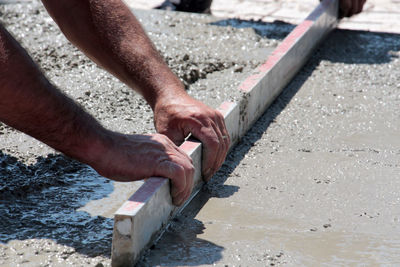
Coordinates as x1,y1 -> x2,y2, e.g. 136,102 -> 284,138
0,1 -> 288,266
139,30 -> 400,265
1,1 -> 399,267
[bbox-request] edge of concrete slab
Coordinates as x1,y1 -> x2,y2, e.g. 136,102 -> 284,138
111,0 -> 338,265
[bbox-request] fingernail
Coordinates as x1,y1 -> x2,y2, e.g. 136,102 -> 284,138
174,198 -> 183,206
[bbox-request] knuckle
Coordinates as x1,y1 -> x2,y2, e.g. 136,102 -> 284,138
198,112 -> 213,124
153,133 -> 167,143
188,165 -> 195,176
208,136 -> 220,146
174,163 -> 186,177
157,128 -> 169,136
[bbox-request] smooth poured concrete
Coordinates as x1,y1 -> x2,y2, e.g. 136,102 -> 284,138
138,29 -> 400,266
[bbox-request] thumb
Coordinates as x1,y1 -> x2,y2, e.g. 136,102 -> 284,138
161,126 -> 190,146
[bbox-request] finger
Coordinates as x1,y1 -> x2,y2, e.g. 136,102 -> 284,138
179,187 -> 192,206
174,158 -> 194,206
350,0 -> 359,17
213,112 -> 230,177
160,127 -> 186,146
205,120 -> 225,181
170,137 -> 194,165
157,133 -> 194,165
174,151 -> 195,205
176,145 -> 194,165
214,109 -> 230,151
157,160 -> 187,205
339,0 -> 351,18
173,185 -> 188,206
356,0 -> 366,14
189,120 -> 220,180
180,170 -> 194,205
201,122 -> 223,180
215,111 -> 230,156
210,114 -> 229,176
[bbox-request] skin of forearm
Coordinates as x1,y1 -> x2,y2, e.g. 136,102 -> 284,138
0,24 -> 106,164
41,0 -> 186,109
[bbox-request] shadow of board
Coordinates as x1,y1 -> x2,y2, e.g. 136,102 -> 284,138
137,23 -> 400,266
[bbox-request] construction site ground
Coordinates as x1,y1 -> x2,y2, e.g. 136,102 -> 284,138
0,0 -> 399,266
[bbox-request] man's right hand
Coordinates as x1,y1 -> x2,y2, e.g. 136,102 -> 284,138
88,131 -> 195,206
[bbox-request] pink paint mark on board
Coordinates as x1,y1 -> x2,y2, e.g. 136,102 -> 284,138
119,177 -> 166,214
217,101 -> 235,116
180,140 -> 201,154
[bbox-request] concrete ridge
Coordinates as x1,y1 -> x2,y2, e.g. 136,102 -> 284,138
111,0 -> 338,265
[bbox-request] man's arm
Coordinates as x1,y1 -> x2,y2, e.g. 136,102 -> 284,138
40,0 -> 230,180
0,23 -> 194,206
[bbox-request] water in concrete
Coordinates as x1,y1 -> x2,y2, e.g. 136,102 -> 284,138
139,30 -> 400,266
0,1 -> 288,266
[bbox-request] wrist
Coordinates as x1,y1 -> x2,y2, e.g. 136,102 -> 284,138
76,128 -> 113,171
54,113 -> 111,169
150,83 -> 189,111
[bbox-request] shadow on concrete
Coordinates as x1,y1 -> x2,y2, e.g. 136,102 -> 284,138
139,217 -> 224,266
138,27 -> 400,266
211,18 -> 295,40
318,29 -> 400,64
0,152 -> 114,257
212,19 -> 400,65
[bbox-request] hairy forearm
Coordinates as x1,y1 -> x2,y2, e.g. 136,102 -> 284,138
0,24 -> 105,163
41,0 -> 186,109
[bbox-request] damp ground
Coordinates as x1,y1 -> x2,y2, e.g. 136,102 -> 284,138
139,28 -> 400,266
0,1 -> 291,266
